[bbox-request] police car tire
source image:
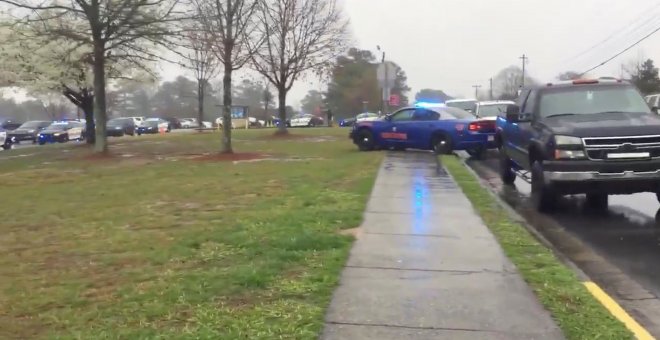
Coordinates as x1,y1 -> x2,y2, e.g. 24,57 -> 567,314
432,134 -> 452,155
357,129 -> 374,151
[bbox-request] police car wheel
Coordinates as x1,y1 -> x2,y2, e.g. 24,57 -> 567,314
357,130 -> 374,151
432,135 -> 452,154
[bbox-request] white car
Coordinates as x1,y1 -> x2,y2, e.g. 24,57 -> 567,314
145,118 -> 170,132
474,100 -> 516,120
0,130 -> 14,150
356,112 -> 380,122
126,116 -> 145,128
180,118 -> 201,128
445,98 -> 478,113
215,117 -> 236,129
289,114 -> 324,127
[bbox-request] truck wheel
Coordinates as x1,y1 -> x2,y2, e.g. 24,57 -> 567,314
499,151 -> 516,185
432,134 -> 452,154
531,160 -> 557,212
466,147 -> 484,159
585,193 -> 608,211
356,129 -> 375,151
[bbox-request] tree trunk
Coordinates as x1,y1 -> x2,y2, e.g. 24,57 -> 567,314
277,87 -> 288,134
92,43 -> 108,153
198,80 -> 205,132
221,63 -> 233,153
62,87 -> 95,144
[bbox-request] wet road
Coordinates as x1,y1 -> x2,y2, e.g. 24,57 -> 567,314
466,151 -> 660,335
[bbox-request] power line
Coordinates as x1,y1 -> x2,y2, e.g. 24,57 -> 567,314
563,2 -> 660,65
580,23 -> 660,76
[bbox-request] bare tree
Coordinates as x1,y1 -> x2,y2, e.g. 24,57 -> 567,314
194,0 -> 261,153
184,27 -> 221,131
1,0 -> 186,153
251,0 -> 347,135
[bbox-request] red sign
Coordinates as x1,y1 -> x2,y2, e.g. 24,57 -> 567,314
389,94 -> 400,106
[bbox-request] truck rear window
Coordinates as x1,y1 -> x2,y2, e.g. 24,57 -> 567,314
539,85 -> 650,118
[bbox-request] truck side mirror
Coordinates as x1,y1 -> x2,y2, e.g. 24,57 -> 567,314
505,104 -> 521,122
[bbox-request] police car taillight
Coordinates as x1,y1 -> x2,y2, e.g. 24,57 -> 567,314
468,120 -> 495,132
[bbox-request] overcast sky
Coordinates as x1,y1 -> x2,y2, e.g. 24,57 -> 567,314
9,0 -> 660,109
189,0 -> 660,107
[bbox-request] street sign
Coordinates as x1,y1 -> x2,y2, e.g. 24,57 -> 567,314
389,94 -> 400,106
377,61 -> 396,87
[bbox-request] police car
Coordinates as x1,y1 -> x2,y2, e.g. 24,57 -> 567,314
0,129 -> 15,150
349,103 -> 497,158
37,121 -> 85,145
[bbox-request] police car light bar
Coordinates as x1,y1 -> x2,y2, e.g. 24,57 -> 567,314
415,101 -> 446,108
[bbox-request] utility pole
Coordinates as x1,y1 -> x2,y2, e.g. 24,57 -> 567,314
472,85 -> 481,100
381,49 -> 389,115
519,54 -> 528,88
489,78 -> 493,100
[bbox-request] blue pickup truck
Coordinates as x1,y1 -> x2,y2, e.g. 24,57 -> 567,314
350,105 -> 497,157
496,78 -> 660,211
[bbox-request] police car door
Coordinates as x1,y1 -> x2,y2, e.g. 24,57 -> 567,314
382,108 -> 415,148
409,108 -> 441,149
67,122 -> 83,140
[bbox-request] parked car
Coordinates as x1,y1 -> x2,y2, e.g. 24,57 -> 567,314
106,118 -> 136,137
445,98 -> 478,113
163,117 -> 182,129
137,120 -> 165,135
289,114 -> 324,127
126,116 -> 146,128
474,101 -> 516,120
37,121 -> 85,144
0,128 -> 16,150
645,93 -> 660,108
145,118 -> 171,132
8,121 -> 52,143
215,117 -> 236,129
497,78 -> 660,211
341,112 -> 380,127
0,118 -> 23,131
350,105 -> 496,157
179,118 -> 199,129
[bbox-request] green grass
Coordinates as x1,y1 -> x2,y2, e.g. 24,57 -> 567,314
440,155 -> 634,340
0,128 -> 382,339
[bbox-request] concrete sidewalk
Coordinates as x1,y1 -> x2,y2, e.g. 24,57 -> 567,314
321,152 -> 564,339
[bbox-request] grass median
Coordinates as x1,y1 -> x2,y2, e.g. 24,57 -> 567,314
440,155 -> 634,340
0,128 -> 382,339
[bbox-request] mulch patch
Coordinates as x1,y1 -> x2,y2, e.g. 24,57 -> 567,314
259,132 -> 309,140
192,152 -> 269,162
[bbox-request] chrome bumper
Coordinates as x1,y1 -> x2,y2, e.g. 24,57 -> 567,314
544,169 -> 660,182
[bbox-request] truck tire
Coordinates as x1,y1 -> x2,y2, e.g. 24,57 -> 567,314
586,193 -> 608,211
356,129 -> 375,151
499,151 -> 516,185
531,160 -> 557,212
432,134 -> 452,155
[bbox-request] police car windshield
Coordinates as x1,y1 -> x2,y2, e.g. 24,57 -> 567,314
47,123 -> 69,130
144,120 -> 159,127
478,104 -> 508,117
539,85 -> 651,118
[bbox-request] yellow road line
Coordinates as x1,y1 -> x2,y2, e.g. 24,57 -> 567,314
584,281 -> 655,340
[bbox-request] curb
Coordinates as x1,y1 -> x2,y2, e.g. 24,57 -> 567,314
443,152 -> 591,281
